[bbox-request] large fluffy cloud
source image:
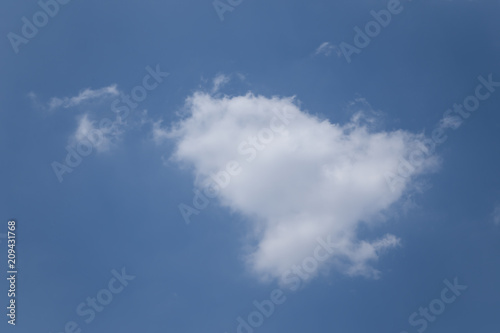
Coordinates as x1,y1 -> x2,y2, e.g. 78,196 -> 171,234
159,92 -> 439,283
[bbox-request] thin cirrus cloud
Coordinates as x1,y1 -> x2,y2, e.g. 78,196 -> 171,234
156,91 -> 440,283
438,112 -> 463,130
47,85 -> 119,111
492,203 -> 500,225
314,42 -> 340,57
211,74 -> 231,94
71,113 -> 124,153
41,84 -> 131,152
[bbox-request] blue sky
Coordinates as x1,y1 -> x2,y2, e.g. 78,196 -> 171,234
1,0 -> 500,332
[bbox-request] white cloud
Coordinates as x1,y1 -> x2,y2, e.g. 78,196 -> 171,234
152,120 -> 171,145
342,234 -> 401,278
44,84 -> 142,152
48,85 -> 119,110
160,92 -> 440,283
314,42 -> 340,57
212,74 -> 230,93
492,203 -> 500,225
439,112 -> 463,130
71,114 -> 123,152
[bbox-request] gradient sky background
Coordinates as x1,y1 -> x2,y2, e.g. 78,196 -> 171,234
1,0 -> 500,332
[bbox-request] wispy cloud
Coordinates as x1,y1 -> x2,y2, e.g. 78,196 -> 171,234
71,114 -> 124,153
48,85 -> 119,111
314,42 -> 340,57
152,120 -> 171,145
439,112 -> 463,130
43,85 -> 126,152
212,74 -> 230,94
492,203 -> 500,225
47,63 -> 170,182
